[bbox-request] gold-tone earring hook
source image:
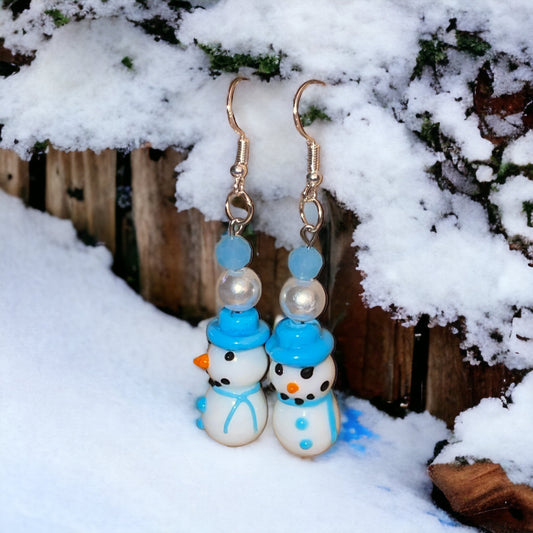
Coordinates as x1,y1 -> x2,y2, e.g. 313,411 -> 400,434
225,76 -> 253,236
226,76 -> 250,181
293,79 -> 327,247
293,79 -> 326,143
227,76 -> 249,138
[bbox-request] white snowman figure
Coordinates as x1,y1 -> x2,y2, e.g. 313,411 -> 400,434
194,234 -> 270,446
266,317 -> 340,457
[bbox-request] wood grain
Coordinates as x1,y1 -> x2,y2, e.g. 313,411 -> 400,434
131,147 -> 223,320
426,326 -> 524,426
45,147 -> 116,252
252,231 -> 290,326
326,200 -> 414,404
0,149 -> 29,202
430,462 -> 533,532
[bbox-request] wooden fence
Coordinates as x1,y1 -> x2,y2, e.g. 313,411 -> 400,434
0,146 -> 523,426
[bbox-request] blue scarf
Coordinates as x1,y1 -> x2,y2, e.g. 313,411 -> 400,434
277,391 -> 338,443
213,383 -> 261,434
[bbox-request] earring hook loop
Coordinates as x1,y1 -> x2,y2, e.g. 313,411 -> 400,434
225,76 -> 253,236
292,79 -> 326,143
227,76 -> 249,138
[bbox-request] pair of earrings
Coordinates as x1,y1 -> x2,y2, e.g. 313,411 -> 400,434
193,77 -> 340,458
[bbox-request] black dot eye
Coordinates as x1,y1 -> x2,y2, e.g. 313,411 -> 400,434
320,380 -> 330,392
225,351 -> 235,361
300,367 -> 314,379
221,378 -> 230,385
275,363 -> 283,376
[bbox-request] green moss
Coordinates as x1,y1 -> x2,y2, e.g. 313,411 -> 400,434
455,30 -> 491,57
33,139 -> 49,153
412,37 -> 449,79
44,9 -> 70,27
523,201 -> 533,228
121,56 -> 134,70
198,43 -> 283,81
299,105 -> 331,127
418,113 -> 442,152
497,162 -> 521,180
138,16 -> 179,45
496,162 -> 533,182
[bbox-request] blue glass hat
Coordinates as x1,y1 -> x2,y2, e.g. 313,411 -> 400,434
207,307 -> 270,351
266,318 -> 334,367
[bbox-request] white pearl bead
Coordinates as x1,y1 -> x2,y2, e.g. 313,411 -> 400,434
217,267 -> 262,311
279,277 -> 326,321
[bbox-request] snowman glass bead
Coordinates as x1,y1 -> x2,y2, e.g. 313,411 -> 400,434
194,235 -> 270,446
266,285 -> 340,457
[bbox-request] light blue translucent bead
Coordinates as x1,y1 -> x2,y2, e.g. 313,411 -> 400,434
216,235 -> 252,270
289,246 -> 323,280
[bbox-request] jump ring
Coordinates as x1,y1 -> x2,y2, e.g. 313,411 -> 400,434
225,190 -> 254,235
299,197 -> 324,233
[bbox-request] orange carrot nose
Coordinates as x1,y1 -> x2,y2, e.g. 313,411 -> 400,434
194,353 -> 209,369
287,382 -> 299,394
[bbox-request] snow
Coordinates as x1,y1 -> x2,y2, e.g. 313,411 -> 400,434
491,175 -> 533,243
0,191 -> 474,532
1,1 -> 533,366
434,372 -> 533,487
504,131 -> 533,166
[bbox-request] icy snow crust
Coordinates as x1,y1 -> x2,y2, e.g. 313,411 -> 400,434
1,1 -> 533,367
0,191 -> 474,532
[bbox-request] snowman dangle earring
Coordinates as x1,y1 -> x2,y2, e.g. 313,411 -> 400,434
266,80 -> 340,458
193,77 -> 270,447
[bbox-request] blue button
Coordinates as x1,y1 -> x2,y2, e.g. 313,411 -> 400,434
196,417 -> 205,430
295,417 -> 309,430
196,396 -> 207,413
299,439 -> 313,450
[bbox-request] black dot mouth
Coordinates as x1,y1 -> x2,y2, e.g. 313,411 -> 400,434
221,378 -> 230,385
294,398 -> 304,405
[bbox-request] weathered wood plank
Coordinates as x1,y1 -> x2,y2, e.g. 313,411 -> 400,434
429,462 -> 533,532
426,325 -> 523,426
0,148 -> 29,202
131,147 -> 223,320
326,202 -> 414,403
45,147 -> 116,253
252,232 -> 290,326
